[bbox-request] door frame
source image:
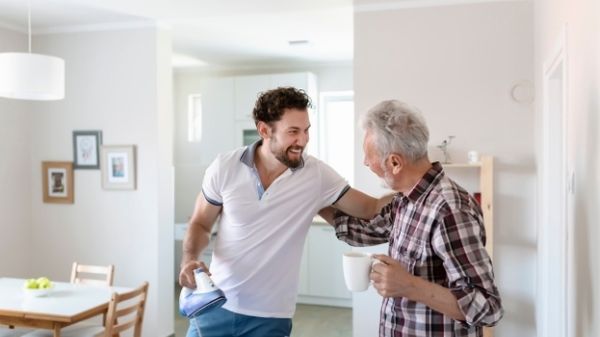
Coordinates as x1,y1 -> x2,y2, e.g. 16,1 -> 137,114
538,23 -> 574,337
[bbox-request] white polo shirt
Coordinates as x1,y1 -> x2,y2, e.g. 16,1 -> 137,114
202,141 -> 349,318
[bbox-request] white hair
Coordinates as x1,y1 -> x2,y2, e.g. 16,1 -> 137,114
362,100 -> 429,163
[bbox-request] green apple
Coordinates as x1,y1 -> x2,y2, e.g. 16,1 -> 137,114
24,278 -> 39,289
36,277 -> 52,289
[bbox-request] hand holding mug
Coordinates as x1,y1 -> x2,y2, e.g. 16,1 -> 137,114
370,254 -> 416,298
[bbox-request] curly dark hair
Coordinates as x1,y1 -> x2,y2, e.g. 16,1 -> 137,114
252,87 -> 312,126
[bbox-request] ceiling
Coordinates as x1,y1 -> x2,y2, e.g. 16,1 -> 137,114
0,0 -> 354,69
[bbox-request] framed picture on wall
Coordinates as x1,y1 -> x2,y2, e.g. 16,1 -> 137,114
73,130 -> 102,169
42,161 -> 74,204
101,145 -> 137,190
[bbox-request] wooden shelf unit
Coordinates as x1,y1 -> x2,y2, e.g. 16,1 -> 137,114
443,155 -> 494,257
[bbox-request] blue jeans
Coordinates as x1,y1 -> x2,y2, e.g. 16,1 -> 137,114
186,307 -> 292,337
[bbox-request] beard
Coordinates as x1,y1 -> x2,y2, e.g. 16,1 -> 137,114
379,168 -> 395,190
271,142 -> 304,168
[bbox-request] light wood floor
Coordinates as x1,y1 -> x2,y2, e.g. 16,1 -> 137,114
174,286 -> 352,337
290,304 -> 352,337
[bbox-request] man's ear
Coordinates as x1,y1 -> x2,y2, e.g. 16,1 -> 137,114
256,121 -> 271,139
388,153 -> 404,175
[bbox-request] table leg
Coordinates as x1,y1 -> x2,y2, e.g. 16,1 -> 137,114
53,324 -> 61,337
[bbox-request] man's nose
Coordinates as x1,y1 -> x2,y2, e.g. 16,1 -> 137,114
297,132 -> 309,146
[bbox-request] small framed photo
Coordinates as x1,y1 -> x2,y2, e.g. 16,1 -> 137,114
73,130 -> 102,169
42,161 -> 74,204
101,145 -> 137,190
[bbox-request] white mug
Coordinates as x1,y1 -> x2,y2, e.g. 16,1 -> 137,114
342,252 -> 375,292
467,150 -> 479,164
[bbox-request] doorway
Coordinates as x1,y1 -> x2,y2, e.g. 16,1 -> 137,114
538,25 -> 574,337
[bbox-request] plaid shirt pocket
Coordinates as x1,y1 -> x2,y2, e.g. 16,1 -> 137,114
394,235 -> 426,273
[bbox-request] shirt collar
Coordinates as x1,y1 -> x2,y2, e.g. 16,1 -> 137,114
405,161 -> 444,203
239,139 -> 305,171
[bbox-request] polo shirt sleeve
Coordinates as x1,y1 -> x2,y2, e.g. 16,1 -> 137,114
201,154 -> 224,206
317,160 -> 349,207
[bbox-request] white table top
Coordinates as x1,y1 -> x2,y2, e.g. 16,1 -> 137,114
0,277 -> 131,322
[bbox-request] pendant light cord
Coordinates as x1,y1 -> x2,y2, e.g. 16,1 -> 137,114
27,0 -> 31,53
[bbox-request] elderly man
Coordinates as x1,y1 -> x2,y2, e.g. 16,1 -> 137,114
322,100 -> 503,337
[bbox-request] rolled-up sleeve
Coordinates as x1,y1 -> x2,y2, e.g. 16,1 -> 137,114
433,210 -> 504,327
333,197 -> 398,246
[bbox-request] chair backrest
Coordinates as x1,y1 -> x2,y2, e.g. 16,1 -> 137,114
70,262 -> 115,286
104,282 -> 149,337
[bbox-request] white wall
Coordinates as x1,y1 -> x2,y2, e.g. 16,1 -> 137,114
534,0 -> 600,336
27,26 -> 174,337
354,2 -> 535,337
174,63 -> 353,92
0,27 -> 32,278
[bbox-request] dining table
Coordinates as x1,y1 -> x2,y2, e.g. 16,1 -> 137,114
0,277 -> 132,337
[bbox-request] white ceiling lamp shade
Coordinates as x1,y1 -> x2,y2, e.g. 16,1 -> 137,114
0,1 -> 65,101
0,53 -> 65,100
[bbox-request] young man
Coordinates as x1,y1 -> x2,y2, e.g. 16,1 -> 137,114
179,87 -> 390,337
322,100 -> 503,337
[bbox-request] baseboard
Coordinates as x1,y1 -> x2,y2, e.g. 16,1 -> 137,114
297,295 -> 352,308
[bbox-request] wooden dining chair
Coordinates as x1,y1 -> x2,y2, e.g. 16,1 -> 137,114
20,282 -> 149,337
18,263 -> 117,337
102,281 -> 149,337
70,262 -> 115,286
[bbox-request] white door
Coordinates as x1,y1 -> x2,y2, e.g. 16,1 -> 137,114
539,25 -> 574,337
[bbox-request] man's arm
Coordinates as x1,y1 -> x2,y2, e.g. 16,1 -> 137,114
433,212 -> 503,326
332,187 -> 395,220
179,193 -> 222,288
320,197 -> 398,247
371,210 -> 503,326
370,255 -> 465,321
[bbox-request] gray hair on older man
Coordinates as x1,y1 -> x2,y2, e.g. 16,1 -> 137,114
362,100 -> 430,164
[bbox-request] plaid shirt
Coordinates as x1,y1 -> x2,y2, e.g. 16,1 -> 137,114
334,162 -> 503,337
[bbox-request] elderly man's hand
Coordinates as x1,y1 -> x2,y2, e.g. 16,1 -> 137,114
370,254 -> 417,298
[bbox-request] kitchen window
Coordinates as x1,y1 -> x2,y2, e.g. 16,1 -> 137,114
318,91 -> 354,185
188,94 -> 203,142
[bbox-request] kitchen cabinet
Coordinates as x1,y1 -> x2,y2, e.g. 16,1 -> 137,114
184,72 -> 317,154
233,72 -> 317,123
271,72 -> 316,90
234,119 -> 258,148
297,223 -> 352,308
196,78 -> 236,165
234,75 -> 270,121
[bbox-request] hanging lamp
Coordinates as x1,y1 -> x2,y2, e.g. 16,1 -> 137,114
0,1 -> 65,100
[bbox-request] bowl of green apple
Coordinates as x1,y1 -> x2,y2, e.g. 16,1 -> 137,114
23,277 -> 54,297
